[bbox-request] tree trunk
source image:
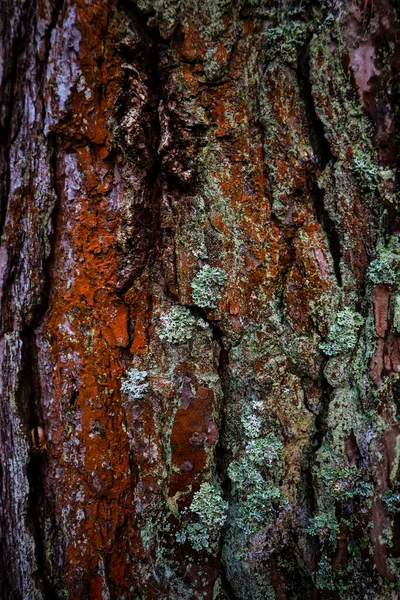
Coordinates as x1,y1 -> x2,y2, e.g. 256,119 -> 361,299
1,0 -> 400,598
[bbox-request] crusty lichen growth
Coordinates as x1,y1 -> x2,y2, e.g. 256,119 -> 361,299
120,368 -> 148,399
191,265 -> 226,309
157,306 -> 199,344
178,482 -> 228,552
367,236 -> 400,285
350,149 -> 379,192
320,309 -> 364,356
227,433 -> 285,536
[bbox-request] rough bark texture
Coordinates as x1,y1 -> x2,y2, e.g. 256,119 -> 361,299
1,0 -> 400,598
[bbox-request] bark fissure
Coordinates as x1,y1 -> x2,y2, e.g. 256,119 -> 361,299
296,42 -> 342,287
0,1 -> 33,238
2,1 -> 400,598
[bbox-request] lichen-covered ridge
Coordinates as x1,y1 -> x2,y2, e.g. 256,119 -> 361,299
0,0 -> 399,598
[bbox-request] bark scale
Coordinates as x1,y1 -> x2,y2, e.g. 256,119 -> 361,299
0,0 -> 400,598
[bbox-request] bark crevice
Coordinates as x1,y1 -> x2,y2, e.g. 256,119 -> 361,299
296,41 -> 342,287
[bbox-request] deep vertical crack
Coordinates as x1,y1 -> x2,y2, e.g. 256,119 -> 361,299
0,0 -> 33,239
23,327 -> 52,600
115,0 -> 164,292
296,41 -> 342,287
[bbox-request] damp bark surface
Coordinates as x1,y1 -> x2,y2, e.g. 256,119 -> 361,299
1,0 -> 400,598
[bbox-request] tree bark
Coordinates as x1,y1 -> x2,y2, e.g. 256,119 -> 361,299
1,0 -> 400,598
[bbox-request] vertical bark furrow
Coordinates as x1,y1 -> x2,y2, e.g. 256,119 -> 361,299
1,1 -> 400,599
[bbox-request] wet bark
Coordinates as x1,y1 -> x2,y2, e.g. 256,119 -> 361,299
1,0 -> 400,598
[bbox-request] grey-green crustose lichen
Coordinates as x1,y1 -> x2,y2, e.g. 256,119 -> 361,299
367,236 -> 400,286
158,306 -> 197,344
177,482 -> 228,552
320,308 -> 364,356
157,305 -> 210,344
120,368 -> 149,399
227,433 -> 285,536
349,149 -> 379,193
191,265 -> 226,309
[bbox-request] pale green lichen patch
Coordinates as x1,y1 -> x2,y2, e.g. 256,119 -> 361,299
392,294 -> 400,334
120,368 -> 149,399
227,433 -> 285,536
367,236 -> 400,285
307,511 -> 339,544
178,482 -> 228,552
382,490 -> 400,513
157,306 -> 199,344
349,150 -> 379,192
191,265 -> 226,309
262,19 -> 307,64
318,465 -> 374,504
320,309 -> 364,356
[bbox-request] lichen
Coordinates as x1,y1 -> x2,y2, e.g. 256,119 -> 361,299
227,433 -> 285,536
349,149 -> 379,192
318,466 -> 374,503
157,306 -> 198,344
191,265 -> 226,309
179,482 -> 228,552
263,18 -> 307,64
382,490 -> 400,513
320,309 -> 364,356
120,368 -> 149,399
307,511 -> 339,544
367,236 -> 400,285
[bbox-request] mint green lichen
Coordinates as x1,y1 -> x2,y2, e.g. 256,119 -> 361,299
393,294 -> 400,333
235,487 -> 282,535
307,512 -> 339,544
367,236 -> 400,285
315,555 -> 335,592
191,266 -> 226,309
228,434 -> 283,487
190,483 -> 228,527
121,368 -> 148,399
320,309 -> 364,356
240,413 -> 262,438
228,433 -> 285,535
263,19 -> 307,64
245,435 -> 284,466
158,306 -> 198,344
318,466 -> 374,503
382,490 -> 400,513
182,483 -> 228,552
350,150 -> 378,192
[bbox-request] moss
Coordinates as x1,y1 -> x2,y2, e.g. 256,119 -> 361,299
120,368 -> 149,399
320,309 -> 364,356
191,265 -> 226,309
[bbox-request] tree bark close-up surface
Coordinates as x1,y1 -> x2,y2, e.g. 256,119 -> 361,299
1,0 -> 400,598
